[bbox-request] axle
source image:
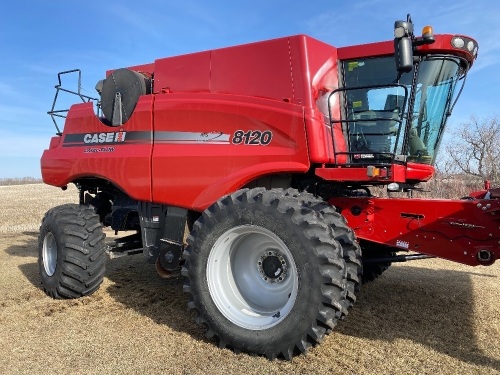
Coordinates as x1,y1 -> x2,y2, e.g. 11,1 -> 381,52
363,253 -> 435,264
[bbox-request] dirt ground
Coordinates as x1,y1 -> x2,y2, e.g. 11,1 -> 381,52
0,185 -> 499,374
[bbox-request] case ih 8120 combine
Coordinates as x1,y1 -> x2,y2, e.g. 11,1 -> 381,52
40,16 -> 498,359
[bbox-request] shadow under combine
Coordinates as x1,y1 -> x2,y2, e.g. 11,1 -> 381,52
337,264 -> 499,371
5,232 -> 43,290
4,231 -> 39,257
104,255 -> 206,341
7,233 -> 499,369
6,233 -> 205,343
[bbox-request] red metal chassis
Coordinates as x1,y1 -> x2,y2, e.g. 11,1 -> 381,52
329,194 -> 500,266
41,33 -> 497,267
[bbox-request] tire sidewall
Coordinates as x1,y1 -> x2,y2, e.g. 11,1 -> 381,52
188,198 -> 325,351
38,204 -> 106,299
38,212 -> 65,295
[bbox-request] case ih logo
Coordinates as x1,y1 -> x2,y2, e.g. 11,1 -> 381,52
84,131 -> 127,144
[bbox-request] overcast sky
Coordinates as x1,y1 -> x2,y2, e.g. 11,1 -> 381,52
1,0 -> 499,177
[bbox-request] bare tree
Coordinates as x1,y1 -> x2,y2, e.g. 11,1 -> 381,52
445,115 -> 500,185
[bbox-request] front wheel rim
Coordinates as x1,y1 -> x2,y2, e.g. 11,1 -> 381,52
42,232 -> 57,276
207,225 -> 298,330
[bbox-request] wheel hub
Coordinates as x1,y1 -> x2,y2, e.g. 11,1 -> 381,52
207,224 -> 298,330
42,232 -> 57,277
258,250 -> 287,283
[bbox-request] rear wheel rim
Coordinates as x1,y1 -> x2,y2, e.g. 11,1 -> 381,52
42,232 -> 57,276
207,225 -> 298,330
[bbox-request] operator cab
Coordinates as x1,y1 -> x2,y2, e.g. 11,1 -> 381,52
328,15 -> 474,168
338,55 -> 465,165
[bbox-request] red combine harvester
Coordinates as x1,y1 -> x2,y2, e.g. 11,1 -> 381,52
40,15 -> 498,359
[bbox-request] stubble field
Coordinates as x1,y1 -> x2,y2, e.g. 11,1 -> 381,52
0,184 -> 499,374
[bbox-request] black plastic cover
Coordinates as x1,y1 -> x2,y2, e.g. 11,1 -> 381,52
100,68 -> 152,126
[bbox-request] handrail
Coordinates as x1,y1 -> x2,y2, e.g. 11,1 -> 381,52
47,69 -> 98,135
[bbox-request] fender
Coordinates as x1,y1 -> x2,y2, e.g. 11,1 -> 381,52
192,162 -> 309,210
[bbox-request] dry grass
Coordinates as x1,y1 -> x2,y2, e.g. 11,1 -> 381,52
0,184 -> 499,374
0,184 -> 78,233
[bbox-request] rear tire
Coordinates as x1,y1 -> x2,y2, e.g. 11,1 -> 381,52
182,188 -> 347,359
38,204 -> 106,299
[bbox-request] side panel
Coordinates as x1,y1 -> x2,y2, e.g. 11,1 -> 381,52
210,38 -> 295,103
151,93 -> 310,210
41,99 -> 153,201
153,51 -> 211,94
289,36 -> 341,164
329,196 -> 500,266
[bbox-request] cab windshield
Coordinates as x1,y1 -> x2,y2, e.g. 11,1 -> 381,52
336,55 -> 464,165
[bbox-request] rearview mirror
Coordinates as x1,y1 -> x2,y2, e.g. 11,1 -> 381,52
394,19 -> 414,73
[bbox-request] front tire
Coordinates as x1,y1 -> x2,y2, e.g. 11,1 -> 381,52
182,188 -> 347,359
307,200 -> 362,312
360,241 -> 394,283
38,204 -> 106,299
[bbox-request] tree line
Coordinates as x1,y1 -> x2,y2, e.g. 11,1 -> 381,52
0,177 -> 43,186
443,115 -> 499,186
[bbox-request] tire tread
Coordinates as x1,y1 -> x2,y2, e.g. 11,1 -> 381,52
182,188 -> 349,359
38,204 -> 106,299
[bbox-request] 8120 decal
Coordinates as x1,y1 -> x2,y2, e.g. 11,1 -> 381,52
232,130 -> 273,145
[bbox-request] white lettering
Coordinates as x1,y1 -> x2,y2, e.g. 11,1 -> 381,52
83,132 -> 126,144
396,240 -> 409,249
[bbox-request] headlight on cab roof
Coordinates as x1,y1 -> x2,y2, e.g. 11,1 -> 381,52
451,36 -> 478,58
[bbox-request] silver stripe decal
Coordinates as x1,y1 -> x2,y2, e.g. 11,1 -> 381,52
155,131 -> 230,143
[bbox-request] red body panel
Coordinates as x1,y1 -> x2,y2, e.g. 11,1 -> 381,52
151,93 -> 309,210
315,163 -> 435,183
405,162 -> 435,182
315,165 -> 404,183
154,52 -> 211,94
329,196 -> 500,266
41,93 -> 309,210
41,99 -> 153,202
